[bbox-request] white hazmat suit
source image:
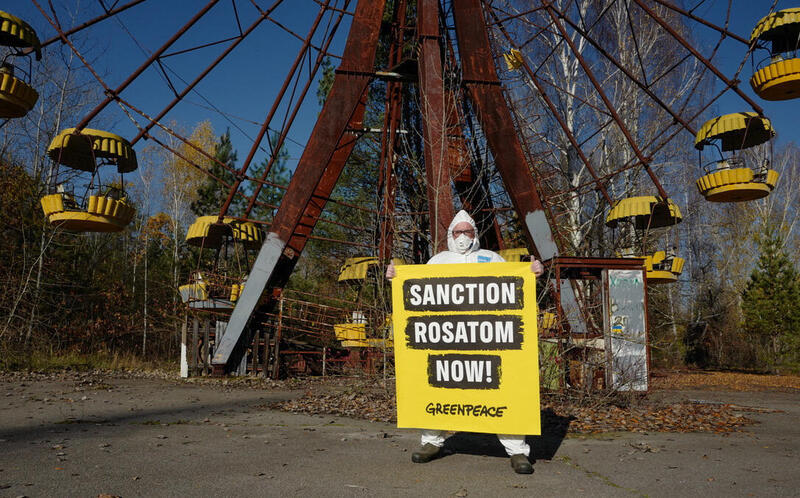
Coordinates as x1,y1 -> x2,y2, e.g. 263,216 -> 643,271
419,210 -> 530,458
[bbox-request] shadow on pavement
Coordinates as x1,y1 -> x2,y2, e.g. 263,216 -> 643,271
440,408 -> 573,460
0,391 -> 297,444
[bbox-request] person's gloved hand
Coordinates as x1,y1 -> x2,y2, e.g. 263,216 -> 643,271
530,259 -> 544,276
386,262 -> 396,280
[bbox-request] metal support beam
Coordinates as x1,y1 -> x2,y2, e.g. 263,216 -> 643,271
211,0 -> 385,372
32,0 -> 147,54
242,2 -> 350,218
216,0 -> 327,217
377,0 -> 407,262
452,0 -> 555,260
418,0 -> 454,253
452,0 -> 587,334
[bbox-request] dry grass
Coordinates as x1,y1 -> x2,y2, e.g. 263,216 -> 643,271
0,349 -> 173,373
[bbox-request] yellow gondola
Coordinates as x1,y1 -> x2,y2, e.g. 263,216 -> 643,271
498,247 -> 529,262
185,215 -> 263,250
643,251 -> 685,284
178,271 -> 242,310
539,312 -> 557,332
0,66 -> 38,118
47,128 -> 138,173
334,322 -> 368,348
181,216 -> 262,310
503,48 -> 524,71
40,192 -> 135,232
0,11 -> 41,57
694,113 -> 779,202
0,11 -> 41,118
605,196 -> 682,229
694,112 -> 773,152
750,8 -> 800,100
337,256 -> 404,281
42,128 -> 138,232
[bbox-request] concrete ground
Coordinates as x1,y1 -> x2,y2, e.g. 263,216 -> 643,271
0,375 -> 797,497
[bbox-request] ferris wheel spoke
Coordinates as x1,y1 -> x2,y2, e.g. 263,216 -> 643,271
545,5 -> 669,199
632,0 -> 764,116
650,0 -> 749,45
553,9 -> 696,137
242,2 -> 350,219
28,0 -> 148,55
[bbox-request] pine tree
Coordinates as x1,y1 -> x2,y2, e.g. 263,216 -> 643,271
741,228 -> 800,370
247,131 -> 291,223
190,129 -> 241,217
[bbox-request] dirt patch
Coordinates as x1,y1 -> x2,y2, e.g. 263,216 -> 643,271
652,370 -> 800,391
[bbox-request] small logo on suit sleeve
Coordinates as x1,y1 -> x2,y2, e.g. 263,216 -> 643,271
477,255 -> 491,263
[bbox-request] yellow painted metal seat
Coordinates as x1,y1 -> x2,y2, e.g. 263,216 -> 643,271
338,256 -> 404,281
643,251 -> 685,284
0,70 -> 38,118
334,322 -> 368,348
694,113 -> 774,152
178,276 -> 242,309
696,167 -> 779,202
179,281 -> 209,303
750,9 -> 800,100
751,57 -> 800,100
40,193 -> 136,232
230,283 -> 243,302
605,196 -> 682,229
185,215 -> 263,250
0,11 -> 41,58
47,128 -> 138,173
498,247 -> 529,262
365,337 -> 393,349
539,312 -> 557,332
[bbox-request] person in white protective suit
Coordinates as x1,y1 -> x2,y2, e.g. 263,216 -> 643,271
386,209 -> 544,474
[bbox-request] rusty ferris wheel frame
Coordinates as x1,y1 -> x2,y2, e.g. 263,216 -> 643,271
23,0 -> 765,373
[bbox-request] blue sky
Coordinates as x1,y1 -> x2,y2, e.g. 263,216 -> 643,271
11,1 -> 799,185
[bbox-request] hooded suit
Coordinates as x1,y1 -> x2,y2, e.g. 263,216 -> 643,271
427,210 -> 505,264
420,210 -> 530,458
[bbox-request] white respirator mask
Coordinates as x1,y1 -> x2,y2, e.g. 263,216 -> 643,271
453,234 -> 473,254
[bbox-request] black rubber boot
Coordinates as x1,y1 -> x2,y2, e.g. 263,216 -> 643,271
510,454 -> 533,474
411,443 -> 442,463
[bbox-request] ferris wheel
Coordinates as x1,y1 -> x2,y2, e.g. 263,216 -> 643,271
1,1 -> 793,373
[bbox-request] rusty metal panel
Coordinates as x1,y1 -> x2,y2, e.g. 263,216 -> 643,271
452,0 -> 548,255
453,0 -> 590,336
419,0 -> 454,253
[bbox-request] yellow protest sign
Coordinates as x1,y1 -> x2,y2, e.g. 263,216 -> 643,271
392,262 -> 540,435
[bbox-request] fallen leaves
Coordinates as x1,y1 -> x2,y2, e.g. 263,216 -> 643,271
652,371 -> 800,392
271,388 -> 757,434
275,390 -> 395,423
553,401 -> 755,434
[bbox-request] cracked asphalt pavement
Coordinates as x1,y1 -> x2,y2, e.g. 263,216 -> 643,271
0,375 -> 797,497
